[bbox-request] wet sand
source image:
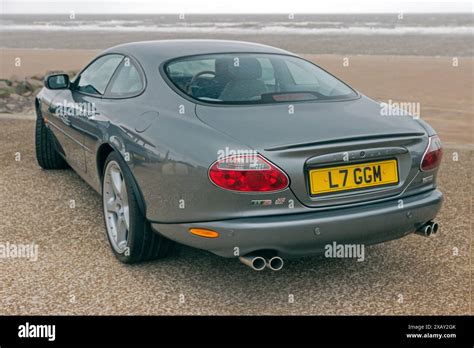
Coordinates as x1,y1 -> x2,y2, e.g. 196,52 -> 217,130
1,30 -> 472,56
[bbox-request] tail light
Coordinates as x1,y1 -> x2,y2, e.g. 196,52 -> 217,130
209,154 -> 289,192
421,135 -> 443,171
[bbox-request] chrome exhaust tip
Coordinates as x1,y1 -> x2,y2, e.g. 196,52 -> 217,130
430,222 -> 439,235
267,256 -> 284,271
415,223 -> 432,237
239,254 -> 267,271
424,224 -> 432,237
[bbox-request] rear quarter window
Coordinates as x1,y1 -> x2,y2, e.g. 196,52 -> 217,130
106,58 -> 144,97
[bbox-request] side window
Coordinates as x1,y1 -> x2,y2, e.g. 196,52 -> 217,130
107,58 -> 144,97
76,54 -> 123,95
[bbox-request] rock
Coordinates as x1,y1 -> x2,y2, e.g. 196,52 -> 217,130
26,78 -> 44,90
15,80 -> 35,96
46,70 -> 63,76
9,75 -> 21,83
9,93 -> 23,101
0,87 -> 14,98
6,103 -> 16,111
0,80 -> 11,88
31,74 -> 44,81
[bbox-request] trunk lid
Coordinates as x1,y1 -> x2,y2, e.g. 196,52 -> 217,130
195,96 -> 425,150
195,96 -> 428,207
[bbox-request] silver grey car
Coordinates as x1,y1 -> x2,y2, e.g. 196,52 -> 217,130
35,40 -> 443,270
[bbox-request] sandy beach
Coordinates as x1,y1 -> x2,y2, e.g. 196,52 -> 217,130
0,48 -> 100,77
1,48 -> 472,145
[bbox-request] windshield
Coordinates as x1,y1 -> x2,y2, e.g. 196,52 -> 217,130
164,53 -> 357,105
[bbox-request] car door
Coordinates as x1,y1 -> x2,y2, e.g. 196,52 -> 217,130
80,55 -> 148,189
48,54 -> 124,173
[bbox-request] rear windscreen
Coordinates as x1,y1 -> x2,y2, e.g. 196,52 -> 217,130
164,53 -> 358,105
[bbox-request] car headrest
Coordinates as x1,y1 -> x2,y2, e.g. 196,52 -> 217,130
226,57 -> 262,80
215,57 -> 232,76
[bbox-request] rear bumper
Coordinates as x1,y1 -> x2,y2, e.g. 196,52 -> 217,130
151,189 -> 443,258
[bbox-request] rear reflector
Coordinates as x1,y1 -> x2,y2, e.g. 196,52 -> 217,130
421,135 -> 443,171
209,154 -> 289,192
189,228 -> 219,238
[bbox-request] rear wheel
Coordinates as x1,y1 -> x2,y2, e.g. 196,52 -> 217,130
35,109 -> 68,169
102,151 -> 174,263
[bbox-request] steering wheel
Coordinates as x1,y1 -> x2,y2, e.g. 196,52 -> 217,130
186,71 -> 216,94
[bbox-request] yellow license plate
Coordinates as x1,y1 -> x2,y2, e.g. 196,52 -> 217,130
309,159 -> 398,195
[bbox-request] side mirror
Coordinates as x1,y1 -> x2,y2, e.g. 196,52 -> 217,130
44,73 -> 70,90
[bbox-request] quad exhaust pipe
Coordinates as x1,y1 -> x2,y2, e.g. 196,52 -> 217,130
415,221 -> 439,237
241,221 -> 440,270
239,253 -> 284,271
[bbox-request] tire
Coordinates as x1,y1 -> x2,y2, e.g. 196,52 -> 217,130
35,110 -> 68,169
102,151 -> 174,263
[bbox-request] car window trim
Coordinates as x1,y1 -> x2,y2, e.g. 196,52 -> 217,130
159,52 -> 360,107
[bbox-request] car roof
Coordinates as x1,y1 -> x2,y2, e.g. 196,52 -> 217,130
103,39 -> 295,63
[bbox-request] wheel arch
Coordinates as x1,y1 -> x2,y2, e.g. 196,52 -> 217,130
97,142 -> 147,217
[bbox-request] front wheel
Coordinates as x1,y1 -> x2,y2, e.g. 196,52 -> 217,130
102,151 -> 174,263
35,110 -> 68,169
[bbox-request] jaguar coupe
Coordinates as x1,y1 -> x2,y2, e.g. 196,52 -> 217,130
35,40 -> 443,271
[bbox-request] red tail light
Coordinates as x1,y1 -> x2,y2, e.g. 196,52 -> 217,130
421,135 -> 443,171
209,154 -> 289,192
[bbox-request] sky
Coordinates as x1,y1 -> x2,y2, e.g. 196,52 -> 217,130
1,0 -> 472,14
